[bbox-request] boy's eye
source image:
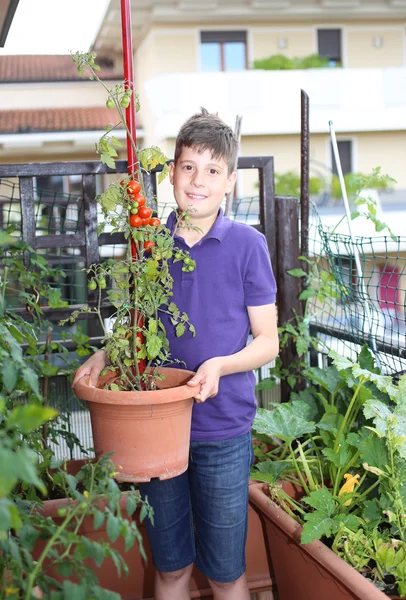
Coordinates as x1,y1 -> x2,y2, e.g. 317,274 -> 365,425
209,169 -> 219,175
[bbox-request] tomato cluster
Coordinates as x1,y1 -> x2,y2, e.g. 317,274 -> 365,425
124,179 -> 161,230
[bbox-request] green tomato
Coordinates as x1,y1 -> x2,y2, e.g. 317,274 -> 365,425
163,250 -> 173,259
106,99 -> 115,109
121,96 -> 130,108
183,257 -> 192,265
98,278 -> 107,289
57,507 -> 67,517
187,265 -> 194,272
88,280 -> 97,290
130,207 -> 138,215
183,214 -> 191,221
125,89 -> 132,97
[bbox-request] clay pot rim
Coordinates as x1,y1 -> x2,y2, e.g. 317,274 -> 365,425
73,366 -> 199,406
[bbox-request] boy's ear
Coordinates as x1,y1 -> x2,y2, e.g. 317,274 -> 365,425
226,171 -> 237,193
169,161 -> 175,185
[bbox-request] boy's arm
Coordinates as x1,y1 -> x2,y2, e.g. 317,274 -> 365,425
188,303 -> 279,403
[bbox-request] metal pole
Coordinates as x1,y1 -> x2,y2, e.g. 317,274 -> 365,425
120,0 -> 137,171
120,0 -> 146,376
329,120 -> 381,367
300,90 -> 310,267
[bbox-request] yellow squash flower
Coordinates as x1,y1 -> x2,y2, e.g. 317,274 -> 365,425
339,473 -> 360,506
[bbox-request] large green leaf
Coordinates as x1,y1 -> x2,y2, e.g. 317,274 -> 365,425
250,460 -> 290,485
359,435 -> 388,470
254,404 -> 316,443
363,399 -> 392,435
305,366 -> 343,394
302,486 -> 335,514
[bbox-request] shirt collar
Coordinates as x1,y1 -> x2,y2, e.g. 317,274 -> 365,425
166,207 -> 231,243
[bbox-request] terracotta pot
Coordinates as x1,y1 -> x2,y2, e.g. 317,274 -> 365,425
249,483 -> 393,600
74,367 -> 199,482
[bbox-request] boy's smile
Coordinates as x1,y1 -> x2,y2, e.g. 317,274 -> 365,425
169,146 -> 237,231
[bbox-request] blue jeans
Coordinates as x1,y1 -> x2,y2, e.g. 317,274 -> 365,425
139,431 -> 254,583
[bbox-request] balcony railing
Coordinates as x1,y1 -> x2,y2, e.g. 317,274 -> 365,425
145,66 -> 406,137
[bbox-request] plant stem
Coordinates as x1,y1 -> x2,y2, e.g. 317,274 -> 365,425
289,443 -> 310,495
334,380 -> 364,453
24,503 -> 83,600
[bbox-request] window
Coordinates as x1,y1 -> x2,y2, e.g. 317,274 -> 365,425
317,29 -> 342,66
331,140 -> 353,176
200,31 -> 247,72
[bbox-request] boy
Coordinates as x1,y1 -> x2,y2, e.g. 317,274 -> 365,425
72,108 -> 279,600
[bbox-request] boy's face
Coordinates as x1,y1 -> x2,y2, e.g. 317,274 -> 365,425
169,146 -> 237,222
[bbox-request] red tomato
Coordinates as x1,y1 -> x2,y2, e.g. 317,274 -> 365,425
149,217 -> 161,227
129,214 -> 142,228
143,241 -> 156,251
134,193 -> 146,207
141,217 -> 150,225
127,180 -> 141,196
138,206 -> 152,219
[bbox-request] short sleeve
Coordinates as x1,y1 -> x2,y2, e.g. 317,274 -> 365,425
244,234 -> 277,306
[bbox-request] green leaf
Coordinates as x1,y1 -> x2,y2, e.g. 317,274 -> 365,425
126,494 -> 137,517
2,363 -> 18,392
146,335 -> 162,360
305,366 -> 343,394
302,486 -> 335,515
92,586 -> 121,600
363,400 -> 392,436
376,545 -> 397,571
332,513 -> 359,532
329,351 -> 354,372
253,404 -> 316,443
322,442 -> 352,468
286,268 -> 307,278
301,512 -> 335,544
47,287 -> 69,308
148,318 -> 157,334
359,435 -> 388,470
250,460 -> 290,485
106,514 -> 121,543
358,345 -> 379,372
175,323 -> 186,337
94,510 -> 105,530
21,368 -> 41,397
362,499 -> 381,524
8,404 -> 58,434
57,562 -> 74,577
63,581 -> 87,600
18,524 -> 40,551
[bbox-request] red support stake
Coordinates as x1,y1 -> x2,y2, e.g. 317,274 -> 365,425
120,0 -> 146,377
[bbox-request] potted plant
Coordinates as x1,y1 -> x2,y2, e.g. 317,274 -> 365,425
250,346 -> 406,600
61,52 -> 200,483
0,230 -> 153,599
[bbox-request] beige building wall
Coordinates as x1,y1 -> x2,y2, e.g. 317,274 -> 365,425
251,30 -> 314,63
0,82 -> 117,111
346,28 -> 405,68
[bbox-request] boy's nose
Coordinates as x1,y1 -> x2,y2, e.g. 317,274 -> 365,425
191,172 -> 204,186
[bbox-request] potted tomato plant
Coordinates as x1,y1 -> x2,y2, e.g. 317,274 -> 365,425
63,52 -> 200,483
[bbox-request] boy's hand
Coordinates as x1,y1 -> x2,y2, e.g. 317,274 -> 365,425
187,357 -> 223,403
72,350 -> 109,389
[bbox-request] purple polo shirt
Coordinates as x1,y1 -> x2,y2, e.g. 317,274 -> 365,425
163,208 -> 277,441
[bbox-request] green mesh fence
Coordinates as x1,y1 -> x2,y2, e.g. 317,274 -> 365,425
307,205 -> 406,377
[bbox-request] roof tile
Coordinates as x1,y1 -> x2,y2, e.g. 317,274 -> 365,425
0,55 -> 122,82
0,107 -> 126,133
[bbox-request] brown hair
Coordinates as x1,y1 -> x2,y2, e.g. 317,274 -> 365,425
174,107 -> 238,175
